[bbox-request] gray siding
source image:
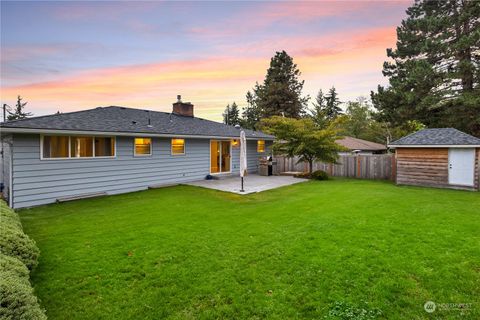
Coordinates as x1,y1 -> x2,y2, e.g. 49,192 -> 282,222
11,134 -> 271,208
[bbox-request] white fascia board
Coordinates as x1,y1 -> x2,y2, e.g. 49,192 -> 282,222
0,127 -> 275,141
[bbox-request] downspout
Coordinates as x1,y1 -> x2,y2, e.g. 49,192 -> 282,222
9,140 -> 13,208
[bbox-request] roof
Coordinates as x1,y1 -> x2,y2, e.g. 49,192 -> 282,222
0,106 -> 274,140
336,136 -> 386,151
389,128 -> 480,147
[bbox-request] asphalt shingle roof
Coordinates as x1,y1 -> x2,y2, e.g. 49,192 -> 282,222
0,106 -> 274,139
336,136 -> 386,151
390,128 -> 480,146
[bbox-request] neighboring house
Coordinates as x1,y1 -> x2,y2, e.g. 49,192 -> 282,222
0,97 -> 274,208
389,128 -> 480,191
336,136 -> 387,154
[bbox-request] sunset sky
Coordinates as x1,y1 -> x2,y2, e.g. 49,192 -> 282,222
1,1 -> 411,121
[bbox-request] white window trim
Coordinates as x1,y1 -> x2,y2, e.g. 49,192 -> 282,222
171,138 -> 186,156
40,135 -> 116,160
133,137 -> 152,157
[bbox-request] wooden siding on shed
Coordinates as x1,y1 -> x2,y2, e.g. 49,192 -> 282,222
11,134 -> 270,208
395,147 -> 479,190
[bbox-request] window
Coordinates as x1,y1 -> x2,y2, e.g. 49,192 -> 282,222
43,136 -> 69,158
171,138 -> 185,155
257,140 -> 265,153
71,137 -> 93,158
95,137 -> 115,157
134,138 -> 152,156
41,135 -> 115,159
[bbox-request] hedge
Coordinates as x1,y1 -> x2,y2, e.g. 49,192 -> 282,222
0,200 -> 46,319
0,222 -> 40,271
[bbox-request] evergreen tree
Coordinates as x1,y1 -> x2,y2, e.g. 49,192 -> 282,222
7,96 -> 32,121
222,102 -> 241,126
372,0 -> 480,136
308,89 -> 329,128
252,51 -> 309,119
240,91 -> 261,130
324,87 -> 342,119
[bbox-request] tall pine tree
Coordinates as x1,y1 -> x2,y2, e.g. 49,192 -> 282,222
7,96 -> 32,121
324,87 -> 342,119
372,0 -> 480,136
252,51 -> 308,119
222,102 -> 240,126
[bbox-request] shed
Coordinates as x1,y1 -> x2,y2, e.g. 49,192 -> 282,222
389,128 -> 480,191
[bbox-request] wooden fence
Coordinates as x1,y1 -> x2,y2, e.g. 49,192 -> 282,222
275,154 -> 396,180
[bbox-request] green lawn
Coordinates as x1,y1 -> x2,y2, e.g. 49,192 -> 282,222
19,179 -> 480,320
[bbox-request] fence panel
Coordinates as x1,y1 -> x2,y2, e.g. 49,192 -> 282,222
275,154 -> 395,180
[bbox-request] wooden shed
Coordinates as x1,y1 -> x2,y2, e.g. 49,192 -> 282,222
389,128 -> 480,191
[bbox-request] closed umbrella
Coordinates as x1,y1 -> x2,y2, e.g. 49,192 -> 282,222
239,130 -> 247,192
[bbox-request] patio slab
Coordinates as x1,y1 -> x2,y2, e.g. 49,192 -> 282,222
186,174 -> 308,194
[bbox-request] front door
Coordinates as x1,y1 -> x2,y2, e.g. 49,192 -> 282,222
210,140 -> 231,174
448,148 -> 475,186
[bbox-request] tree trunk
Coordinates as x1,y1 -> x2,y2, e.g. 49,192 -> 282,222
309,160 -> 313,174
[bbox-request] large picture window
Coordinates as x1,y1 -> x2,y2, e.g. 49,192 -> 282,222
41,135 -> 115,159
134,138 -> 152,156
171,138 -> 185,155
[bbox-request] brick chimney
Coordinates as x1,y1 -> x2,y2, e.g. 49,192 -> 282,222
172,95 -> 194,117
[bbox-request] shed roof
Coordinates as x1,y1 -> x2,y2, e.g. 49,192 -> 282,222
336,136 -> 386,151
0,106 -> 274,140
389,128 -> 480,147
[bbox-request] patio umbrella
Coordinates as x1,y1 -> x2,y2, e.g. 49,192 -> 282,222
239,130 -> 247,192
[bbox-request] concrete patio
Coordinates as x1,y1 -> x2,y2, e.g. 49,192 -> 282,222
186,174 -> 308,194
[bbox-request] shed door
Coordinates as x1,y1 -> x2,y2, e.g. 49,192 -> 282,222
448,148 -> 475,186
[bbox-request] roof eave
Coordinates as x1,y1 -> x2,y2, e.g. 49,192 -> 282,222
0,127 -> 275,140
388,144 -> 480,148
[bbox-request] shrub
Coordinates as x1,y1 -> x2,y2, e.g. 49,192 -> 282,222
0,201 -> 22,229
0,225 -> 39,270
0,272 -> 47,320
294,170 -> 329,180
311,170 -> 329,180
0,253 -> 29,280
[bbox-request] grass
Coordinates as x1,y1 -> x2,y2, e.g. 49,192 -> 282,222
19,179 -> 480,320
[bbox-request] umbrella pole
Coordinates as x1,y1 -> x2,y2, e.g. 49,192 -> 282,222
240,176 -> 244,192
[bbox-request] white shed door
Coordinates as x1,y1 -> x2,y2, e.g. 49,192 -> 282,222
448,148 -> 475,186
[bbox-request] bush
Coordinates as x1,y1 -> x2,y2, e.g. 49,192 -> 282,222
0,201 -> 46,319
311,170 -> 329,180
0,272 -> 47,320
0,253 -> 29,280
0,225 -> 39,271
0,201 -> 22,229
294,170 -> 329,180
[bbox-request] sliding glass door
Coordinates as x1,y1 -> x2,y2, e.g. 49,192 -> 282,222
210,140 -> 231,174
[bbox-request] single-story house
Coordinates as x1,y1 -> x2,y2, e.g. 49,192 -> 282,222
0,97 -> 274,208
389,128 -> 480,191
335,136 -> 387,154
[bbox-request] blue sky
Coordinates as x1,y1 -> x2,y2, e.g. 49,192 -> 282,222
1,1 -> 411,120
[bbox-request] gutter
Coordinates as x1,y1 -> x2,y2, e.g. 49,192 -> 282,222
388,144 -> 480,148
0,127 -> 275,141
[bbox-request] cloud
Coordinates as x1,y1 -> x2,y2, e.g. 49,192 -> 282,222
0,25 -> 396,120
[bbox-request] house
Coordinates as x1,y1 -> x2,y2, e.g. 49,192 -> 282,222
389,128 -> 480,191
0,97 -> 274,208
335,136 -> 387,154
